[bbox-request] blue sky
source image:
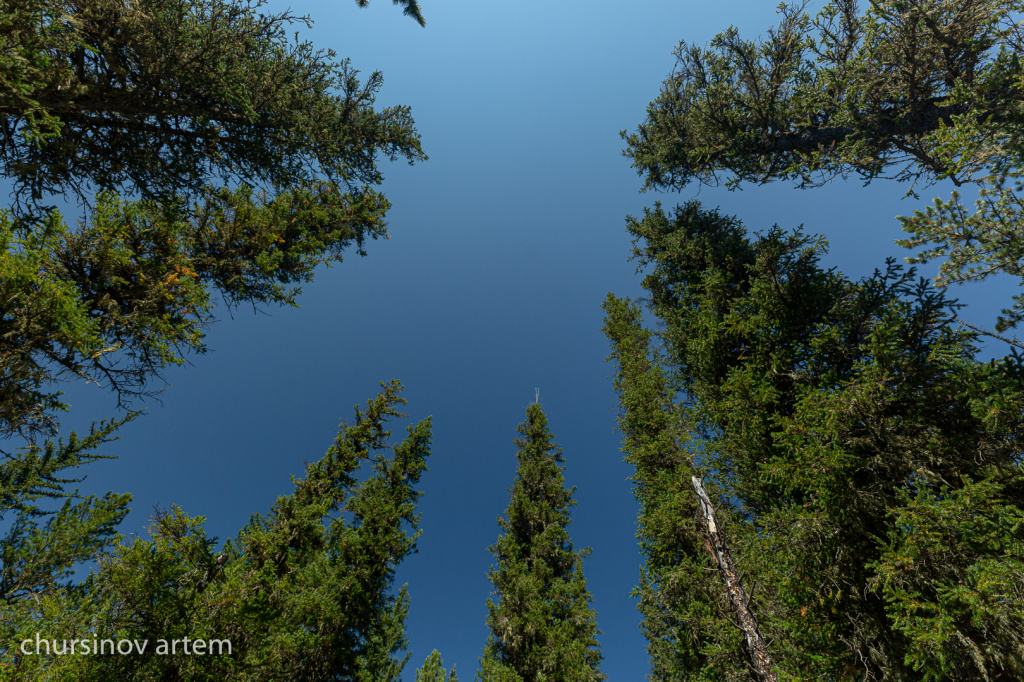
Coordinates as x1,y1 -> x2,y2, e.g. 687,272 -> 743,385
33,0 -> 1018,678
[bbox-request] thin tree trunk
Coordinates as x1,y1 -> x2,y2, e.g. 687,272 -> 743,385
691,476 -> 777,682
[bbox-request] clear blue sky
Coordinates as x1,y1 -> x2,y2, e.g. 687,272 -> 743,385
40,0 -> 1015,678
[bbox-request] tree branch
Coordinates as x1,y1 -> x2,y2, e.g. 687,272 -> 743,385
692,476 -> 777,682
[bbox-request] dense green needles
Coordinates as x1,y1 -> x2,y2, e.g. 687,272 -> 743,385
3,1 -> 1024,680
624,0 -> 1024,335
478,403 -> 604,682
603,202 -> 1024,680
4,381 -> 432,680
0,0 -> 425,441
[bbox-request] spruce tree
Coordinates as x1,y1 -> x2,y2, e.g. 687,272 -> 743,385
623,0 -> 1024,336
5,381 -> 432,681
603,202 -> 1024,680
0,0 -> 428,441
478,403 -> 604,682
417,649 -> 459,682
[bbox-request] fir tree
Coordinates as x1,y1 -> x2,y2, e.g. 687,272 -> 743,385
0,0 -> 427,441
5,381 -> 432,681
478,403 -> 604,682
0,415 -> 136,659
623,0 -> 1024,337
1,0 -> 425,206
603,202 -> 1024,680
417,649 -> 459,682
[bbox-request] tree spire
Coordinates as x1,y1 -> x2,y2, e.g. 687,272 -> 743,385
478,403 -> 604,682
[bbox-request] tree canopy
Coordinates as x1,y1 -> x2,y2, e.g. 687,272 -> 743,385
623,0 -> 1024,334
0,186 -> 397,442
624,0 -> 1022,192
0,0 -> 427,442
1,2 -> 435,676
418,649 -> 460,682
4,381 -> 434,681
604,201 -> 1024,680
7,0 -> 1024,679
1,0 -> 425,205
478,403 -> 605,682
613,6 -> 1024,674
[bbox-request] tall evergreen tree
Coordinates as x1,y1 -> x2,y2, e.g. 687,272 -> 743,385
417,649 -> 460,682
0,414 -> 136,657
617,6 -> 1024,675
622,0 -> 1024,337
603,202 -> 1024,680
4,381 -> 433,681
478,403 -> 604,682
1,0 -> 425,206
0,0 -> 427,442
1,0 -> 428,661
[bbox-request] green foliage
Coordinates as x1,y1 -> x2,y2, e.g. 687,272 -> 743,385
418,649 -> 460,682
602,292 -> 741,680
0,184 -> 391,440
624,0 -> 1022,191
0,3 -> 433,679
478,403 -> 604,682
618,9 -> 1024,673
623,0 -> 1024,332
871,477 -> 1024,680
4,381 -> 432,681
604,201 -> 1024,680
896,172 -> 1024,331
1,415 -> 134,602
0,0 -> 426,442
0,0 -> 426,204
0,415 -> 134,680
356,0 -> 426,27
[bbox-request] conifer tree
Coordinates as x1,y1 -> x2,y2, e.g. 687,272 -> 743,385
0,415 -> 136,656
0,0 -> 428,442
603,202 -> 1024,680
5,381 -> 432,681
1,0 -> 428,659
417,649 -> 460,682
478,403 -> 604,682
623,0 -> 1024,337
